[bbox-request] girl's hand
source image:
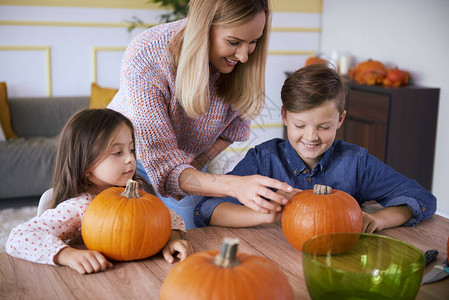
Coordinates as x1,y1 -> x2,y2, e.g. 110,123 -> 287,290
162,231 -> 195,264
54,246 -> 113,274
230,175 -> 293,214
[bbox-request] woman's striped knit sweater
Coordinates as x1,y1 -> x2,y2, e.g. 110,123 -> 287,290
108,19 -> 251,198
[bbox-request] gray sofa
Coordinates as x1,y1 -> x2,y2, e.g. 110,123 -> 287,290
0,96 -> 89,200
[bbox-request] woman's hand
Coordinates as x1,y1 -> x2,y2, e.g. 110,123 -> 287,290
162,230 -> 195,264
54,246 -> 113,274
229,175 -> 294,214
276,187 -> 303,201
179,170 -> 293,214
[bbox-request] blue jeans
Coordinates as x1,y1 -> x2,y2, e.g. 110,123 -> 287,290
136,160 -> 202,229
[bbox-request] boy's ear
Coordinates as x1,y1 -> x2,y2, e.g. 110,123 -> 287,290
337,110 -> 347,129
281,106 -> 287,125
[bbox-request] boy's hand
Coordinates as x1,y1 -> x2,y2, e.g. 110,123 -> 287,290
162,231 -> 195,264
259,189 -> 302,224
362,212 -> 385,233
54,246 -> 113,274
233,175 -> 293,214
261,208 -> 283,224
362,205 -> 412,233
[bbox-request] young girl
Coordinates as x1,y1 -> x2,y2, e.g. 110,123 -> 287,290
108,0 -> 293,229
6,109 -> 194,274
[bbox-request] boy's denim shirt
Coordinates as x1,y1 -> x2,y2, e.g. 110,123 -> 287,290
194,138 -> 436,227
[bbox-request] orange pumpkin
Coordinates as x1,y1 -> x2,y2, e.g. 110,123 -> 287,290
302,232 -> 361,256
160,238 -> 294,300
382,67 -> 409,87
349,59 -> 386,85
305,55 -> 328,66
282,184 -> 363,252
81,179 -> 171,261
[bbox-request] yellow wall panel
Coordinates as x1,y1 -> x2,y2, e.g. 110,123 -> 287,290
0,46 -> 52,96
0,0 -> 322,12
272,0 -> 322,13
0,0 -> 161,9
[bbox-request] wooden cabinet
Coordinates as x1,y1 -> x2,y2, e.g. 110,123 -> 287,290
337,82 -> 439,190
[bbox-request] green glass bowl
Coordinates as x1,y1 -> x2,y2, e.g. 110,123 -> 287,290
302,233 -> 425,300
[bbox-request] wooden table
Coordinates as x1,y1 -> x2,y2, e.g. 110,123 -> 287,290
1,214 -> 448,299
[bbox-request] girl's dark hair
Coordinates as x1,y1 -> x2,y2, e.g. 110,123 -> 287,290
281,64 -> 347,113
50,108 -> 154,208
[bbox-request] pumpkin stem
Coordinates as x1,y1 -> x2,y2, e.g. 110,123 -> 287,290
214,238 -> 240,268
120,179 -> 141,199
313,184 -> 332,194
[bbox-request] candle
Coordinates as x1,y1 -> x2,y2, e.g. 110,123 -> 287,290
339,55 -> 350,76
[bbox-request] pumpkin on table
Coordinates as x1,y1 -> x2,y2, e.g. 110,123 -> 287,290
81,179 -> 171,261
160,238 -> 294,300
282,184 -> 363,252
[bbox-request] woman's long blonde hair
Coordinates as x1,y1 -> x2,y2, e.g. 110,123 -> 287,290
170,0 -> 271,120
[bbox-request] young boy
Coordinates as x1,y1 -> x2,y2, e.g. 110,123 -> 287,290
193,64 -> 436,232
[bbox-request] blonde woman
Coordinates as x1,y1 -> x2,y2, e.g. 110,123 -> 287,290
109,0 -> 293,228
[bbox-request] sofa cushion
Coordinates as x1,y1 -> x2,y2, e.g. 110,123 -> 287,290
9,97 -> 89,137
89,83 -> 118,108
0,137 -> 57,199
0,82 -> 18,139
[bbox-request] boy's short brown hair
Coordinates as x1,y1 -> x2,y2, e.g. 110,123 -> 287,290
281,64 -> 347,113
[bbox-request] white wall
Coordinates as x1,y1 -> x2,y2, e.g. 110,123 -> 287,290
320,0 -> 449,217
0,4 -> 321,174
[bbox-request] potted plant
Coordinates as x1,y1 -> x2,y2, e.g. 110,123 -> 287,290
127,0 -> 190,32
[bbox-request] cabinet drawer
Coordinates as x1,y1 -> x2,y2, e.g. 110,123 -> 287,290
347,90 -> 389,123
343,89 -> 390,161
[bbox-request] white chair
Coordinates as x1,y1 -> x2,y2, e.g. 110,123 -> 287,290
37,188 -> 54,216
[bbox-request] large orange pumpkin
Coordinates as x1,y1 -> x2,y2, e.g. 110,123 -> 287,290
282,184 -> 363,252
302,232 -> 361,256
349,59 -> 386,85
160,238 -> 294,300
81,179 -> 171,261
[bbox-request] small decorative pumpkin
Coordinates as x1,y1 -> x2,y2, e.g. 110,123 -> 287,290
160,238 -> 294,300
81,179 -> 171,261
282,184 -> 363,252
349,59 -> 386,85
382,67 -> 409,87
305,55 -> 328,66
